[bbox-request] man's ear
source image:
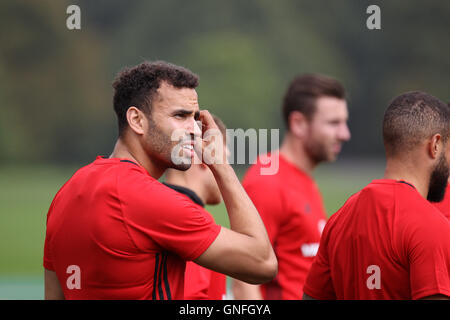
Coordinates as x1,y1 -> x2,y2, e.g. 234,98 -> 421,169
428,133 -> 442,160
126,106 -> 146,135
288,111 -> 309,139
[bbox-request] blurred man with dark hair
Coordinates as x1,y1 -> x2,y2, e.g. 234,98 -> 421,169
233,74 -> 351,300
43,61 -> 277,300
164,114 -> 228,300
303,91 -> 450,300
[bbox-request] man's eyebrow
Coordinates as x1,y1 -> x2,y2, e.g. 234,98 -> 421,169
172,109 -> 194,116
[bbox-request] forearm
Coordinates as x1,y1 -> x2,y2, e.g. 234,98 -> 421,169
210,163 -> 270,243
195,110 -> 277,283
232,279 -> 263,300
44,269 -> 65,300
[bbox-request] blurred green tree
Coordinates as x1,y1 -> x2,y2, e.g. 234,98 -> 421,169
0,0 -> 448,164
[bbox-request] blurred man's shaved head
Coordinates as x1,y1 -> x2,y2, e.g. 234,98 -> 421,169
383,91 -> 450,157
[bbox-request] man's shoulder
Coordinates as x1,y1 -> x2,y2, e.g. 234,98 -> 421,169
388,183 -> 450,240
52,161 -> 100,199
63,158 -> 147,184
242,154 -> 288,188
242,163 -> 285,197
327,190 -> 362,224
392,182 -> 437,213
120,171 -> 209,216
356,179 -> 416,209
347,180 -> 429,220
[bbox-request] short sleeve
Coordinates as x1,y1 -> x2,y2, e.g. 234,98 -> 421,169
118,168 -> 221,261
303,217 -> 337,300
406,211 -> 450,299
43,195 -> 58,271
43,235 -> 54,270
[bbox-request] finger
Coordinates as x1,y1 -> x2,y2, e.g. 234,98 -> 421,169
193,131 -> 204,160
199,110 -> 218,131
194,120 -> 202,139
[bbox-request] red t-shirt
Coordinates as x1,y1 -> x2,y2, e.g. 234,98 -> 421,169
304,179 -> 450,300
43,157 -> 221,300
184,262 -> 227,300
242,153 -> 327,299
163,183 -> 227,300
432,183 -> 450,220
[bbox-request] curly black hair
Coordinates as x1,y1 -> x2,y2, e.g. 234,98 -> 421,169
112,61 -> 199,136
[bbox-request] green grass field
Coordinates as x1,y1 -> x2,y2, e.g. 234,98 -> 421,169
0,160 -> 384,299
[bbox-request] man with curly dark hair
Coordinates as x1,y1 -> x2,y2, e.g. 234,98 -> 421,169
43,61 -> 277,300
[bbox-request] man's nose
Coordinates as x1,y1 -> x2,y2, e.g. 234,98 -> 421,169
339,123 -> 351,142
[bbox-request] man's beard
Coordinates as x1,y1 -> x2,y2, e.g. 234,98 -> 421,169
305,138 -> 334,164
146,116 -> 192,171
427,153 -> 449,202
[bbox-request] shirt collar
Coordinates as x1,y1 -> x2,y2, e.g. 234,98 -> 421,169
163,183 -> 205,207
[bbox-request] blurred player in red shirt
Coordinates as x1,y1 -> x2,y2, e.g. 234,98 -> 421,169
304,91 -> 450,300
164,115 -> 227,300
43,61 -> 277,299
233,74 -> 351,299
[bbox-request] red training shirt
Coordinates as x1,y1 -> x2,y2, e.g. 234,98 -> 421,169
184,261 -> 227,300
163,183 -> 227,300
43,157 -> 221,300
243,152 -> 327,299
304,179 -> 450,300
432,183 -> 450,220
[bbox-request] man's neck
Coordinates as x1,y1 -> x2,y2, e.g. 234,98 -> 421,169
110,137 -> 165,179
383,157 -> 429,199
279,132 -> 317,175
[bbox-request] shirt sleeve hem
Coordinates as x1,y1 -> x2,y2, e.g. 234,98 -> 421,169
185,224 -> 222,261
412,287 -> 450,300
43,260 -> 54,271
303,285 -> 335,300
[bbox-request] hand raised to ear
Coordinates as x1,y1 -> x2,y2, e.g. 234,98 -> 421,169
194,110 -> 227,166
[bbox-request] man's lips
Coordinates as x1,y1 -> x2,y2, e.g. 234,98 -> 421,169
332,143 -> 342,154
180,141 -> 195,157
181,143 -> 194,150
